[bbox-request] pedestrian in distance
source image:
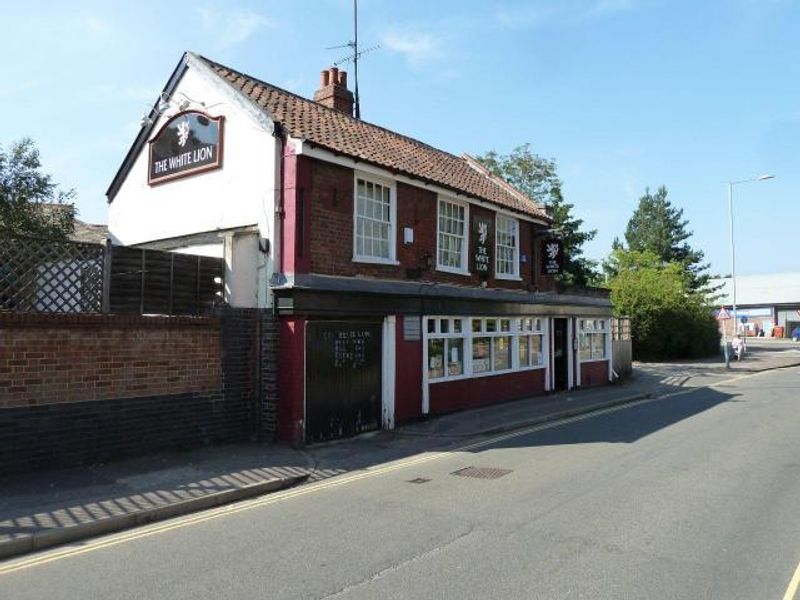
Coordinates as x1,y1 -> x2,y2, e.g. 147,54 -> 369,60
792,326 -> 800,343
732,335 -> 746,361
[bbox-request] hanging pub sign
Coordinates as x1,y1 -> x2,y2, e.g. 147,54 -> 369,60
541,237 -> 565,275
472,216 -> 493,279
148,111 -> 224,185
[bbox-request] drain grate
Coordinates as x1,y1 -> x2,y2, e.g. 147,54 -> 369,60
407,477 -> 431,484
451,466 -> 512,480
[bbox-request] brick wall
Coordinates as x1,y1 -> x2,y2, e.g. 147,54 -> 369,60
0,313 -> 220,408
0,309 -> 277,475
306,159 -> 556,292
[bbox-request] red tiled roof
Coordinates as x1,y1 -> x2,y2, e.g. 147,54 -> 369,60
198,55 -> 549,221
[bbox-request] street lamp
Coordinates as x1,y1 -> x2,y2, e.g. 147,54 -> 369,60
725,173 -> 775,366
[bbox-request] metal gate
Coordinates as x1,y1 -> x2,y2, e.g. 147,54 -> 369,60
305,320 -> 383,443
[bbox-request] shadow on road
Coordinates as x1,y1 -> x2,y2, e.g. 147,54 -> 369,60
308,382 -> 737,479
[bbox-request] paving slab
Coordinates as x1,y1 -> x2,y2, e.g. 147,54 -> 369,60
0,443 -> 314,559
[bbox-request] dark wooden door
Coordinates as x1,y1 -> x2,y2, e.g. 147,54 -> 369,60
552,318 -> 568,391
306,320 -> 382,443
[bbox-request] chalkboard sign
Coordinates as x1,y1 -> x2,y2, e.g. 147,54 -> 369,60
148,111 -> 224,185
472,216 -> 493,279
541,238 -> 564,275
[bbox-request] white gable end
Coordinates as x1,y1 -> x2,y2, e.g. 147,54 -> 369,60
107,59 -> 278,249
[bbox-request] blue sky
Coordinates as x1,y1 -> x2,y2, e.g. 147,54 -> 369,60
2,0 -> 798,276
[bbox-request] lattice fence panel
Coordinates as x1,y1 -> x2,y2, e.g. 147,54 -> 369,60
0,234 -> 105,313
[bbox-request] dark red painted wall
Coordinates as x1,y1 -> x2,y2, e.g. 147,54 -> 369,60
305,158 -> 556,292
278,316 -> 306,445
429,368 -> 546,415
280,148 -> 312,275
580,361 -> 609,387
394,316 -> 423,424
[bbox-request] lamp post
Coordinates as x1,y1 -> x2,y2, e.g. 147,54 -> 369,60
725,174 -> 774,366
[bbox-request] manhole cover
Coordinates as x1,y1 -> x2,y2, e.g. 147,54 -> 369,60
408,477 -> 431,484
451,467 -> 512,480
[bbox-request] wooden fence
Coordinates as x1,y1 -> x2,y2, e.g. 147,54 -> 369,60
1,233 -> 224,316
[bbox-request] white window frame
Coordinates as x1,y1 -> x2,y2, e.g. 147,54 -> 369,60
352,172 -> 398,265
422,315 -> 548,387
495,214 -> 520,280
578,318 -> 611,363
436,196 -> 470,275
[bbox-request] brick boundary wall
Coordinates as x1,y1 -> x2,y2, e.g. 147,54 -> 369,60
0,308 -> 277,476
259,312 -> 279,438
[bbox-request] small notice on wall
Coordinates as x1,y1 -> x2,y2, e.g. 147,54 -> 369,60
403,316 -> 422,341
148,111 -> 224,185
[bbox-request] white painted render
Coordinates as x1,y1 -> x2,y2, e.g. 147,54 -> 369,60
224,232 -> 260,308
108,59 -> 278,308
172,243 -> 224,258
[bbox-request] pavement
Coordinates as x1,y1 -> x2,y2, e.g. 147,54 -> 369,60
2,339 -> 799,563
4,359 -> 800,599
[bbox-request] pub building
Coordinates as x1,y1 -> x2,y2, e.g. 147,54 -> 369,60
107,52 -> 613,445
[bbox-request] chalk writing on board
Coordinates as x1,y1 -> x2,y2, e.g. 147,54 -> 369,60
332,329 -> 373,369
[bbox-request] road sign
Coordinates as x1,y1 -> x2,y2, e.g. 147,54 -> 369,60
717,307 -> 731,321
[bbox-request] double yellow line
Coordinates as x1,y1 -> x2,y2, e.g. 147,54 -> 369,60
0,398 -> 652,576
2,365 -> 798,600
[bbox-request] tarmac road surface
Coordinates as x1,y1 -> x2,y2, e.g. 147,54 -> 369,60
2,367 -> 800,599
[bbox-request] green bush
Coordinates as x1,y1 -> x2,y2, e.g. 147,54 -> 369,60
608,249 -> 721,361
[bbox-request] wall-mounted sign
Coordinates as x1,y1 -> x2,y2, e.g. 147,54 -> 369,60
148,111 -> 224,185
541,238 -> 564,275
472,216 -> 493,279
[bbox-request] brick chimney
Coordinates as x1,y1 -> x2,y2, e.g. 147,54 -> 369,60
313,67 -> 354,116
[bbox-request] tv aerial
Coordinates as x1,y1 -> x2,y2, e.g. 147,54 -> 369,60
326,0 -> 379,119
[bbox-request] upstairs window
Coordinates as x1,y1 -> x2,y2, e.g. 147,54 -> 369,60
354,177 -> 395,263
495,215 -> 519,278
437,198 -> 468,273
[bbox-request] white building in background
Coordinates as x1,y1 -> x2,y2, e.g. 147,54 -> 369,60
713,273 -> 800,337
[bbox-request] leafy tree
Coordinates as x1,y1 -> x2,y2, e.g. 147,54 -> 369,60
623,186 -> 709,291
0,137 -> 75,238
477,144 -> 599,287
608,248 -> 720,360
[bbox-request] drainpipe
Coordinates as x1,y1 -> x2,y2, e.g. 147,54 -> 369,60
272,125 -> 285,279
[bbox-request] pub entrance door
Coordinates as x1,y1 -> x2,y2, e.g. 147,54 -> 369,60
552,318 -> 569,391
305,320 -> 383,443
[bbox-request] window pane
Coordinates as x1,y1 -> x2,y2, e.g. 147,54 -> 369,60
428,338 -> 444,379
500,319 -> 511,332
447,338 -> 464,377
580,334 -> 592,360
453,319 -> 463,333
493,336 -> 512,370
472,337 -> 491,374
486,319 -> 497,333
518,335 -> 530,367
531,335 -> 543,365
592,333 -> 607,359
427,319 -> 436,334
440,319 -> 449,334
472,319 -> 482,333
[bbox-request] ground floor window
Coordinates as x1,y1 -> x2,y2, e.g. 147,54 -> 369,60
518,318 -> 545,367
426,317 -> 466,379
579,318 -> 609,361
426,315 -> 547,382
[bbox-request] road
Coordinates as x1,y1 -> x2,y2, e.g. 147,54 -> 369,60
3,367 -> 800,599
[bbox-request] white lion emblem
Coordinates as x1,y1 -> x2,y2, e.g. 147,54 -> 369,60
478,222 -> 488,244
546,242 -> 560,260
176,120 -> 190,147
